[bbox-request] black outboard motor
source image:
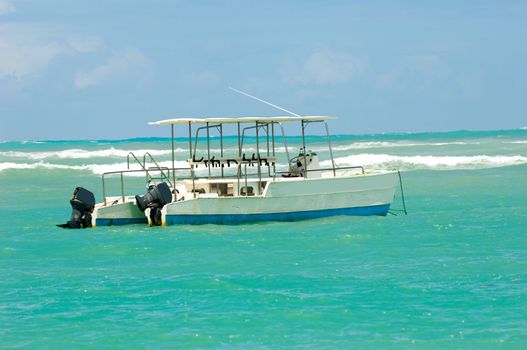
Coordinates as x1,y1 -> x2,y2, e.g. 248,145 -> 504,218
135,182 -> 172,226
58,187 -> 95,229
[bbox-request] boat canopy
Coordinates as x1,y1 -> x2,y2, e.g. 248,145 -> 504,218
149,116 -> 336,125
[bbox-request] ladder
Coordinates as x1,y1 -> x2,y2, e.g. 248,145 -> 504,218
127,152 -> 173,188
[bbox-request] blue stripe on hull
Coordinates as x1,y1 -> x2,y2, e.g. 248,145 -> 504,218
96,217 -> 147,226
166,204 -> 391,225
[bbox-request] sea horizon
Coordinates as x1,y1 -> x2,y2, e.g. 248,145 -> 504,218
2,126 -> 527,143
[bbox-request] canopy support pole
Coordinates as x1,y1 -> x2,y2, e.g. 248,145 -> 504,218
324,121 -> 336,177
256,121 -> 262,194
171,124 -> 176,200
206,122 -> 211,179
301,120 -> 307,179
188,121 -> 196,197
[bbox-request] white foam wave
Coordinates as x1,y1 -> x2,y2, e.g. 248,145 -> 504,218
216,141 -> 474,154
322,154 -> 527,170
329,141 -> 477,151
2,153 -> 526,174
1,140 -> 488,162
0,147 -> 187,160
505,140 -> 527,144
0,160 -> 190,175
20,141 -> 45,144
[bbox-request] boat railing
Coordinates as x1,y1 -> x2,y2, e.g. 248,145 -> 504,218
189,164 -> 366,197
126,152 -> 144,170
143,152 -> 173,187
189,164 -> 365,181
188,156 -> 277,168
101,162 -> 366,205
126,151 -> 173,187
101,167 -> 189,205
126,151 -> 150,184
192,166 -> 362,180
273,165 -> 365,177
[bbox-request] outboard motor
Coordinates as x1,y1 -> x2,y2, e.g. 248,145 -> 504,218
135,182 -> 172,226
58,187 -> 95,228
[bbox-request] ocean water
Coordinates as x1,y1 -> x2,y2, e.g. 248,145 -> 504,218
1,129 -> 526,349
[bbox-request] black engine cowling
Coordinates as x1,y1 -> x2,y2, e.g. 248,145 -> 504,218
58,187 -> 95,229
135,182 -> 172,226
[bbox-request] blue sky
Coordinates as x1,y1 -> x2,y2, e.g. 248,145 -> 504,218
0,0 -> 526,140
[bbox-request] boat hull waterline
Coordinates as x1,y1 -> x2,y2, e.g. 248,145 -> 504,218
93,171 -> 398,226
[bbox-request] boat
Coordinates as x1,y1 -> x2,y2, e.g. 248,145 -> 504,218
75,114 -> 406,227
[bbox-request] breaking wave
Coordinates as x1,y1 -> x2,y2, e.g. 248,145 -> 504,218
323,154 -> 527,170
2,154 -> 526,174
0,140 -> 488,161
329,141 -> 477,151
0,160 -> 190,175
20,141 -> 45,144
0,148 -> 185,160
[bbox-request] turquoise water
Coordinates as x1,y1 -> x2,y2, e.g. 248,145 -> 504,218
1,130 -> 526,348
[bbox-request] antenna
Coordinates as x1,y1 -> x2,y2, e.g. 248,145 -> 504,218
229,87 -> 301,117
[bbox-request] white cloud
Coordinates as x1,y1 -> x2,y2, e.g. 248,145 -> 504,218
74,49 -> 149,89
0,41 -> 67,78
0,0 -> 15,15
284,51 -> 367,85
0,24 -> 69,79
0,24 -> 103,79
376,54 -> 451,89
0,23 -> 147,89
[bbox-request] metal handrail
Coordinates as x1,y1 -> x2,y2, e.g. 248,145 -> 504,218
127,151 -> 173,187
126,152 -> 150,184
101,163 -> 368,206
190,165 -> 366,180
101,167 -> 189,205
274,165 -> 365,176
143,152 -> 173,187
126,152 -> 144,170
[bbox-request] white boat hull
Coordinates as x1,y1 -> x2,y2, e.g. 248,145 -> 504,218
93,198 -> 147,227
93,171 -> 399,226
163,171 -> 398,225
